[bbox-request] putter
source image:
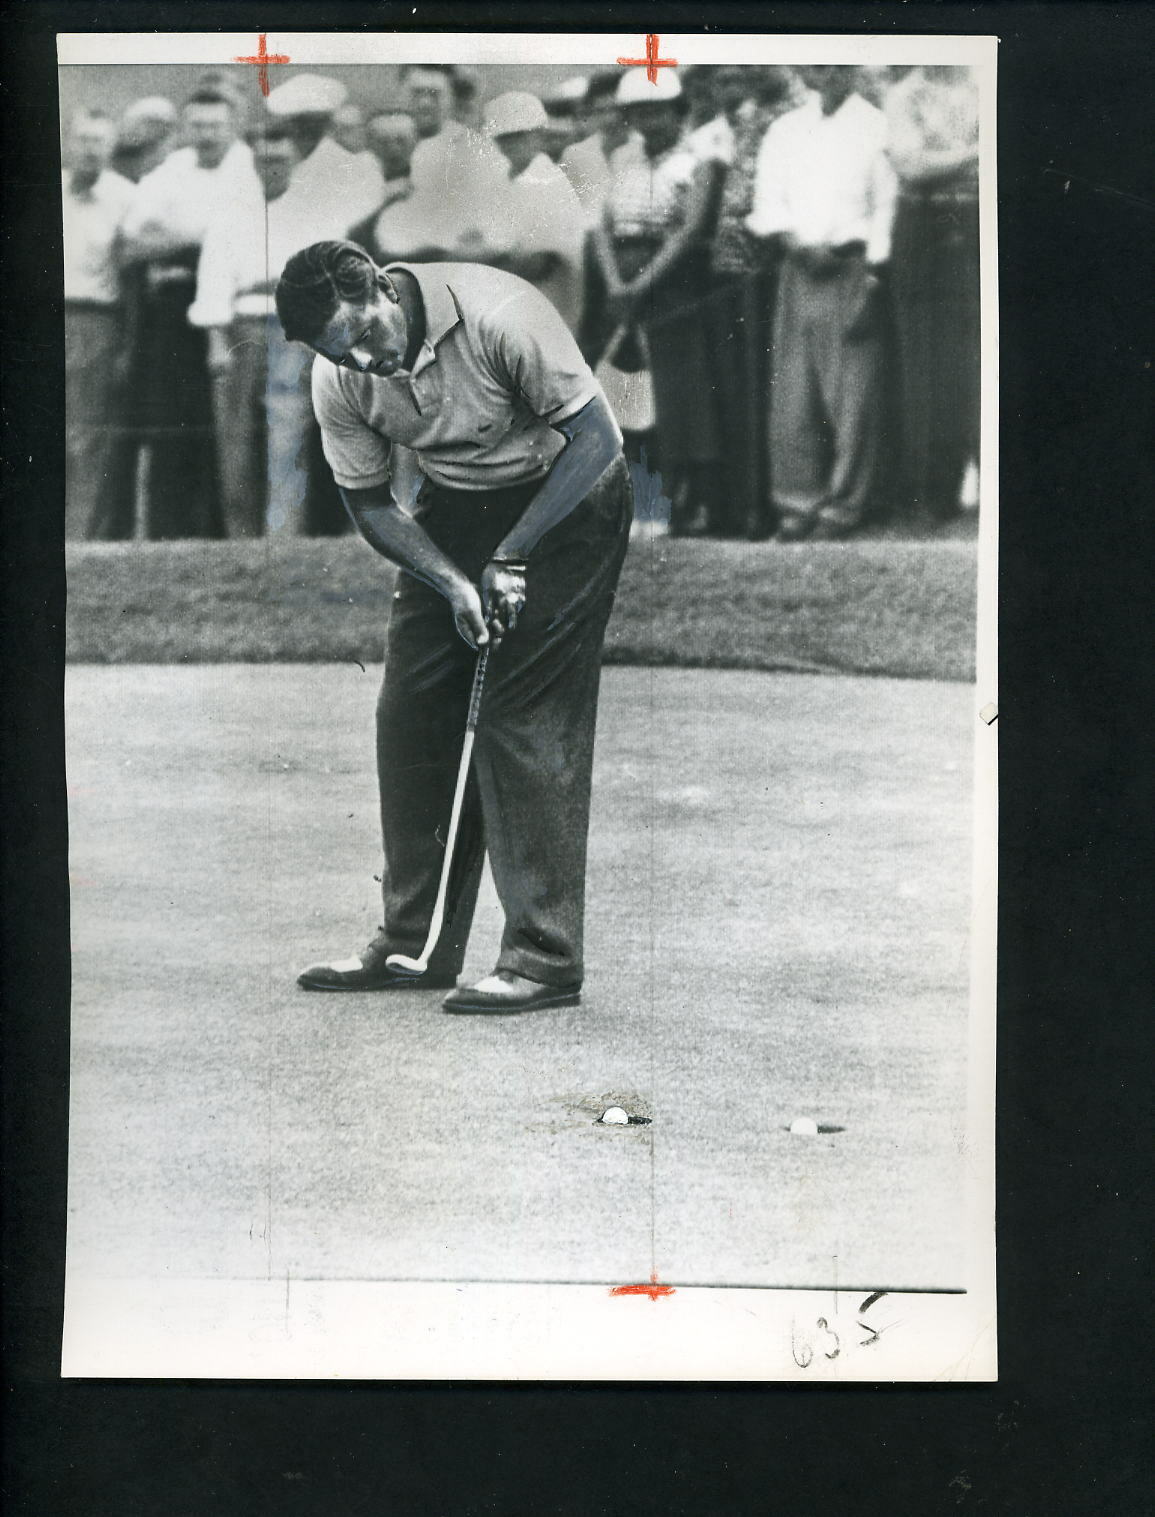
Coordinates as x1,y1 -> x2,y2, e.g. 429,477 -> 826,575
385,642 -> 490,977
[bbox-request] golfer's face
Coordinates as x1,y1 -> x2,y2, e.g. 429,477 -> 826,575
313,288 -> 409,378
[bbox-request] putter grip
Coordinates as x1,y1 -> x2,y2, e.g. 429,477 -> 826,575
466,647 -> 489,731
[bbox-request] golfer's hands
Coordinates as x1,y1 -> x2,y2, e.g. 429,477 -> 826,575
446,580 -> 490,650
479,560 -> 527,648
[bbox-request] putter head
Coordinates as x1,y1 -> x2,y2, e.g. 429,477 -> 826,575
385,953 -> 428,976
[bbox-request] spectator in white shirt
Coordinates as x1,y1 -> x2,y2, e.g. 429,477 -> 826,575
190,126 -> 349,536
62,110 -> 135,539
265,74 -> 386,237
747,65 -> 898,540
101,89 -> 257,539
347,112 -> 418,263
483,92 -> 587,331
397,64 -> 510,260
560,72 -> 642,226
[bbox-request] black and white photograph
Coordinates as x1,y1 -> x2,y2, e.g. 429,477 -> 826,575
58,29 -> 997,1381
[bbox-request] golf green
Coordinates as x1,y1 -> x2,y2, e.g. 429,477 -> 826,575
66,664 -> 975,1291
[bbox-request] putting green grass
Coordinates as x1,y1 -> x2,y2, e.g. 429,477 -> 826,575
66,536 -> 977,680
66,664 -> 973,1292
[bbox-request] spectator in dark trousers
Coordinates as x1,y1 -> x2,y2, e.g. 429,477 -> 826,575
483,91 -> 587,332
99,89 -> 258,540
190,127 -> 349,536
700,66 -> 799,538
585,69 -> 716,536
886,65 -> 980,521
62,110 -> 135,540
747,65 -> 897,542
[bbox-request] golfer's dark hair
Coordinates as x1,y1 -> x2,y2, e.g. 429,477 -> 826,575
275,241 -> 378,344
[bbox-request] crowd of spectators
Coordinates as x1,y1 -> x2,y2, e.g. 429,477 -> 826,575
62,61 -> 980,543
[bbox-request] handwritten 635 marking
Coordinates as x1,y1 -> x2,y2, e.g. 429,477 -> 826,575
791,1291 -> 893,1369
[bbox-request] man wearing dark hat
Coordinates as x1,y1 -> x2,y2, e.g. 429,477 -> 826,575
276,243 -> 632,1014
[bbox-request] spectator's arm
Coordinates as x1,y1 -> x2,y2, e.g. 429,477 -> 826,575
745,123 -> 792,239
591,210 -> 627,294
624,157 -> 722,301
866,139 -> 900,267
188,220 -> 237,332
205,327 -> 233,375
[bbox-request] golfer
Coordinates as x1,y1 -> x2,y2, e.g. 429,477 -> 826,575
276,241 -> 632,1013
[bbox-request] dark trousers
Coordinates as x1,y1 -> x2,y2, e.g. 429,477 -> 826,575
890,192 -> 980,516
770,250 -> 884,531
376,456 -> 633,988
92,256 -> 220,540
211,316 -> 268,538
64,304 -> 120,540
211,314 -> 350,539
701,268 -> 777,537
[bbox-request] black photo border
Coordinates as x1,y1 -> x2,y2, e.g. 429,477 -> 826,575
3,2 -> 1152,1512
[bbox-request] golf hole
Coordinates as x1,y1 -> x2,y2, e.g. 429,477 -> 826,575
783,1123 -> 846,1135
596,1111 -> 652,1127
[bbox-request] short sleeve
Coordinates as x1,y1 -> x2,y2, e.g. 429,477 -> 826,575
311,362 -> 392,491
481,282 -> 599,426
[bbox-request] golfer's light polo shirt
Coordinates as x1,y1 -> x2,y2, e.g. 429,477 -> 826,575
312,262 -> 601,494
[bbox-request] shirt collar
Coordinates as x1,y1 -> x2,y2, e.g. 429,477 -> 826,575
804,90 -> 864,124
516,152 -> 555,185
383,262 -> 463,374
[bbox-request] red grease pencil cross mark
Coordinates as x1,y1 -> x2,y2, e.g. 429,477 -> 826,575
617,34 -> 678,84
234,33 -> 291,97
610,1272 -> 676,1301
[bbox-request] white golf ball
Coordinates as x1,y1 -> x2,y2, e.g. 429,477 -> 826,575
601,1106 -> 629,1125
789,1117 -> 819,1136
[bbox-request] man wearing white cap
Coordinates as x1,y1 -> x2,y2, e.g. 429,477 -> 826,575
587,67 -> 717,535
266,73 -> 385,234
111,96 -> 177,183
484,91 -> 586,331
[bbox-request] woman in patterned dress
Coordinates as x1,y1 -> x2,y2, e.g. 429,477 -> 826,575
583,68 -> 719,535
